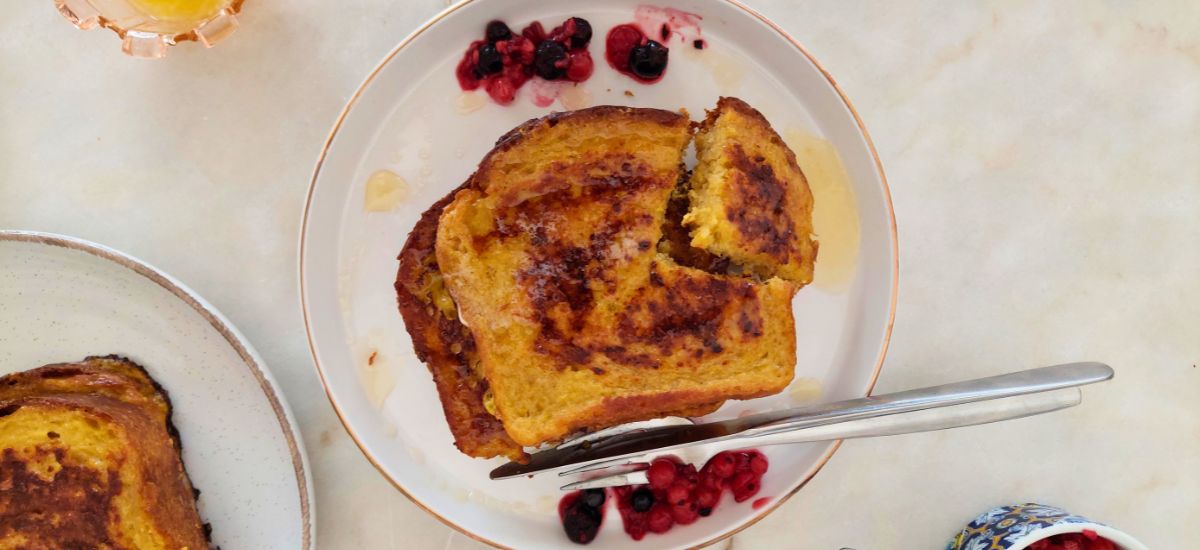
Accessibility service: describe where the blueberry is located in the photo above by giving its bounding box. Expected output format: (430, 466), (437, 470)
(698, 506), (712, 517)
(485, 20), (511, 42)
(476, 43), (503, 76)
(631, 487), (655, 513)
(534, 40), (567, 79)
(582, 489), (606, 508)
(562, 502), (602, 544)
(569, 17), (592, 49)
(629, 40), (669, 79)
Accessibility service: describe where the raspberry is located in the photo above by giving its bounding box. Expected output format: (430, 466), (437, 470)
(604, 25), (643, 72)
(1030, 531), (1118, 550)
(708, 452), (735, 479)
(730, 472), (761, 502)
(565, 50), (593, 82)
(507, 36), (534, 65)
(733, 451), (752, 471)
(671, 501), (699, 525)
(697, 470), (721, 492)
(695, 488), (719, 509)
(666, 483), (690, 506)
(502, 63), (529, 88)
(646, 458), (676, 489)
(749, 453), (769, 475)
(646, 505), (673, 533)
(677, 463), (699, 487)
(522, 21), (546, 44)
(484, 77), (516, 104)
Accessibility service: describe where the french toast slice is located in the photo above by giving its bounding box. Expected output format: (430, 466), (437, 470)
(396, 184), (723, 459)
(435, 106), (801, 447)
(396, 186), (528, 462)
(0, 356), (209, 549)
(683, 97), (819, 284)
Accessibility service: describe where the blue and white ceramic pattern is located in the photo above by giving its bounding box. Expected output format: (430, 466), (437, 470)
(947, 503), (1149, 550)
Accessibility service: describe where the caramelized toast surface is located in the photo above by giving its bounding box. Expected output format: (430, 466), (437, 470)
(434, 106), (802, 446)
(0, 356), (209, 549)
(684, 97), (819, 284)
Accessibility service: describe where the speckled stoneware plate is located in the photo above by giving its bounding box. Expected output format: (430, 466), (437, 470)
(301, 0), (896, 548)
(0, 231), (314, 549)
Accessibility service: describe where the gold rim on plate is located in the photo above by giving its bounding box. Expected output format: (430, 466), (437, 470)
(299, 0), (899, 547)
(0, 230), (314, 550)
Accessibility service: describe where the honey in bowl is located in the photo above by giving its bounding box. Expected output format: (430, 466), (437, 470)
(128, 0), (230, 24)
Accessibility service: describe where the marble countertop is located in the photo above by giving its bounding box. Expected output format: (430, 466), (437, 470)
(2, 1), (1196, 548)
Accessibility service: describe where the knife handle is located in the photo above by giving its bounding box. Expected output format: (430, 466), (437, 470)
(743, 388), (1080, 448)
(740, 362), (1112, 439)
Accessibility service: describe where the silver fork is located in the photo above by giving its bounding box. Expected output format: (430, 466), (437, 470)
(487, 362), (1115, 488)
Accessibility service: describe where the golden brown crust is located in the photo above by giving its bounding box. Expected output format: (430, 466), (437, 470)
(686, 97), (818, 284)
(479, 106), (690, 174)
(394, 186), (527, 462)
(0, 357), (209, 549)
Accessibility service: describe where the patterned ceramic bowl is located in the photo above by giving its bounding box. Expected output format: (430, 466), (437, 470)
(948, 503), (1149, 550)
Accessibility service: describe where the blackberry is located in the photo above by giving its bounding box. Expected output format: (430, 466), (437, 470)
(629, 40), (668, 79)
(561, 502), (602, 544)
(476, 44), (503, 75)
(582, 488), (606, 509)
(631, 487), (655, 513)
(569, 17), (592, 48)
(485, 20), (511, 42)
(534, 40), (567, 79)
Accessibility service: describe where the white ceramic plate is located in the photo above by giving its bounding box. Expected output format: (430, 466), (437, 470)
(0, 231), (314, 549)
(301, 0), (896, 548)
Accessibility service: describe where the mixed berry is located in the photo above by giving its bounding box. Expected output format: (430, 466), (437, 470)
(559, 488), (607, 544)
(456, 17), (595, 105)
(605, 24), (670, 83)
(1029, 530), (1119, 550)
(560, 450), (769, 544)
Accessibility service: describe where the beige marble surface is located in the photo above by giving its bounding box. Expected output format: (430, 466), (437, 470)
(2, 0), (1197, 548)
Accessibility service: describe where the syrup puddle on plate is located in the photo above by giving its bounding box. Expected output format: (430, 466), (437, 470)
(455, 91), (488, 114)
(363, 169), (409, 212)
(359, 347), (396, 409)
(785, 130), (861, 292)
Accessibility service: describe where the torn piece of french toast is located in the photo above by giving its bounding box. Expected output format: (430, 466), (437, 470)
(683, 97), (819, 285)
(433, 106), (804, 447)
